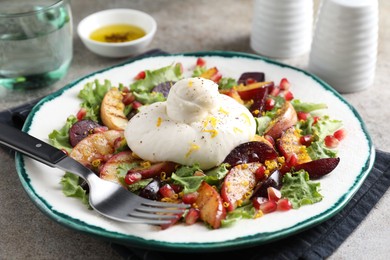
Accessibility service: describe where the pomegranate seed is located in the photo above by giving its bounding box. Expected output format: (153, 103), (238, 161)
(300, 135), (313, 146)
(169, 183), (183, 193)
(182, 192), (199, 205)
(252, 197), (268, 210)
(76, 108), (87, 121)
(285, 153), (298, 167)
(132, 101), (142, 110)
(196, 57), (206, 67)
(265, 98), (275, 111)
(334, 128), (347, 141)
(255, 165), (267, 181)
(159, 184), (177, 199)
(185, 208), (200, 225)
(312, 116), (320, 125)
(260, 200), (277, 214)
(267, 187), (282, 202)
(277, 198), (292, 211)
(270, 87), (280, 96)
(124, 172), (142, 185)
(134, 70), (146, 80)
(279, 78), (290, 90)
(297, 111), (309, 121)
(284, 91), (294, 101)
(246, 78), (257, 85)
(324, 135), (339, 148)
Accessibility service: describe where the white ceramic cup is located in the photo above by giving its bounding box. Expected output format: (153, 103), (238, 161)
(250, 0), (313, 59)
(308, 0), (378, 93)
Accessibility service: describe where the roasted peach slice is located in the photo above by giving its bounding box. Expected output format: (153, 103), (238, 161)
(100, 87), (128, 130)
(70, 130), (124, 168)
(277, 126), (312, 165)
(221, 162), (261, 212)
(99, 150), (138, 185)
(195, 182), (226, 229)
(264, 101), (298, 140)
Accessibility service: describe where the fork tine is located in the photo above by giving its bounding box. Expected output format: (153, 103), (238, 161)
(129, 211), (178, 220)
(141, 200), (190, 208)
(121, 216), (173, 225)
(136, 205), (186, 214)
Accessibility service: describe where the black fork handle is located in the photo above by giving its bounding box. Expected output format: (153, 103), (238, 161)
(0, 123), (67, 167)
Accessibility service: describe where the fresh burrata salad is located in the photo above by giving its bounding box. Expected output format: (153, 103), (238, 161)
(49, 58), (346, 229)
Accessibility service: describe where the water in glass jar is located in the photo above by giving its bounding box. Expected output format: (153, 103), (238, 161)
(0, 1), (73, 89)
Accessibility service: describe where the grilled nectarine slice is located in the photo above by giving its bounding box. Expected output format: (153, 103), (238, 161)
(195, 182), (226, 229)
(221, 162), (261, 212)
(264, 101), (298, 140)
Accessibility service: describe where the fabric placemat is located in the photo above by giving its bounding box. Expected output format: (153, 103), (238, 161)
(1, 49), (389, 260)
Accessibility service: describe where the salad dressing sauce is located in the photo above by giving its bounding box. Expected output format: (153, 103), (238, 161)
(89, 24), (146, 43)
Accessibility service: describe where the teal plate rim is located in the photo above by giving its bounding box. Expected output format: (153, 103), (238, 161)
(15, 50), (375, 253)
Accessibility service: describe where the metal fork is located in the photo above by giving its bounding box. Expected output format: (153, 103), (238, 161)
(0, 123), (189, 225)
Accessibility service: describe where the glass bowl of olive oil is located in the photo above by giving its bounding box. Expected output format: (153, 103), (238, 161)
(77, 9), (157, 58)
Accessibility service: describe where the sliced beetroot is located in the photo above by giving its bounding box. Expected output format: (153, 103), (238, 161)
(238, 72), (265, 85)
(249, 84), (270, 117)
(293, 157), (340, 179)
(223, 141), (278, 167)
(69, 120), (104, 147)
(152, 81), (175, 97)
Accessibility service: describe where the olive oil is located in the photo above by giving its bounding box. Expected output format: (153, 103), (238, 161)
(90, 24), (146, 43)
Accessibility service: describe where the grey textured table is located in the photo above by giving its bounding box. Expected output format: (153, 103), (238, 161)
(1, 1), (389, 259)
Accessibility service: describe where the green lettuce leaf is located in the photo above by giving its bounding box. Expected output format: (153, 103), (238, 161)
(60, 172), (90, 207)
(171, 164), (206, 194)
(296, 115), (343, 159)
(218, 77), (237, 90)
(221, 204), (256, 227)
(192, 65), (207, 77)
(130, 63), (183, 93)
(204, 163), (230, 185)
(78, 79), (111, 122)
(281, 170), (323, 209)
(133, 91), (166, 104)
(291, 99), (328, 112)
(307, 141), (338, 160)
(254, 116), (272, 135)
(48, 115), (77, 154)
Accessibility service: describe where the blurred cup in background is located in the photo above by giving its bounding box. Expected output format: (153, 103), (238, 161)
(0, 0), (73, 90)
(308, 0), (378, 93)
(250, 0), (313, 59)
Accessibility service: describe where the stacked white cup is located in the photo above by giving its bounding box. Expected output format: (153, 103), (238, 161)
(250, 0), (313, 59)
(308, 0), (378, 93)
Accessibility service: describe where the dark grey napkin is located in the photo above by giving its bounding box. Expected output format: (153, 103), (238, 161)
(111, 149), (390, 260)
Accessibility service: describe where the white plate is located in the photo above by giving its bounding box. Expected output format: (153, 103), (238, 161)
(16, 51), (374, 252)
